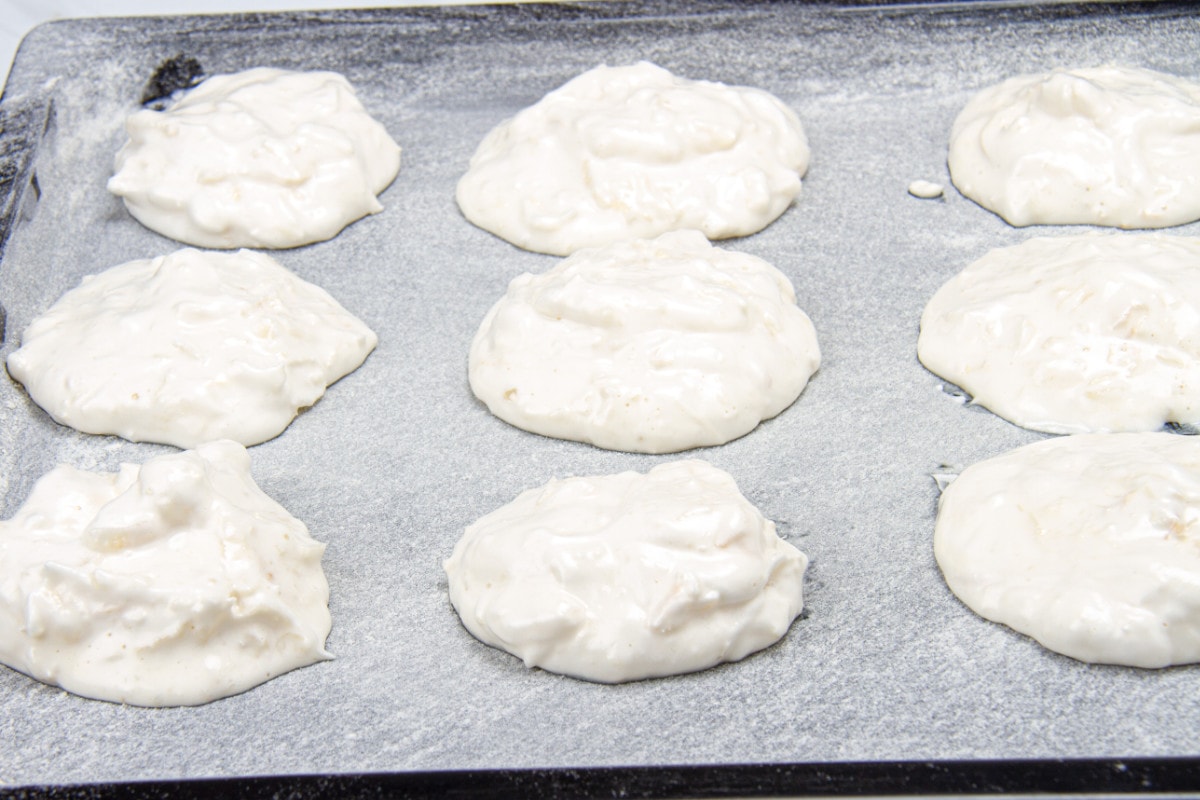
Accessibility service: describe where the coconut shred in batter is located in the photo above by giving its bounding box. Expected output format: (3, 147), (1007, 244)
(918, 234), (1200, 434)
(0, 441), (331, 706)
(6, 248), (377, 448)
(935, 433), (1200, 668)
(456, 62), (810, 255)
(469, 231), (821, 453)
(948, 65), (1200, 229)
(444, 460), (808, 683)
(108, 67), (401, 249)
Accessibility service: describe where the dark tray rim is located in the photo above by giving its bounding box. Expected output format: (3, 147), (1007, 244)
(5, 757), (1200, 798)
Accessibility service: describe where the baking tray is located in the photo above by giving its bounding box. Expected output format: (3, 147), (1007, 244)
(1, 1), (1199, 797)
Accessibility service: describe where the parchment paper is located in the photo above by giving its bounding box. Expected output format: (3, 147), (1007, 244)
(0, 0), (1198, 787)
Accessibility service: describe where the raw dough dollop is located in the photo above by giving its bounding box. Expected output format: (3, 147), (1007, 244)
(456, 62), (810, 255)
(469, 230), (821, 453)
(935, 433), (1200, 668)
(444, 460), (807, 683)
(918, 233), (1200, 434)
(108, 67), (401, 248)
(6, 248), (377, 448)
(0, 441), (331, 706)
(948, 65), (1200, 228)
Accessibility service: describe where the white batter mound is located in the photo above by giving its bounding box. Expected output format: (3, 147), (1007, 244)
(6, 248), (377, 448)
(0, 441), (331, 706)
(108, 67), (401, 249)
(456, 62), (810, 255)
(444, 460), (807, 683)
(918, 233), (1200, 434)
(935, 433), (1200, 668)
(948, 65), (1200, 229)
(469, 231), (821, 453)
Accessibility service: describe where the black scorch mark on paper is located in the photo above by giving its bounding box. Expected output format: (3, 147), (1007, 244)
(141, 55), (205, 108)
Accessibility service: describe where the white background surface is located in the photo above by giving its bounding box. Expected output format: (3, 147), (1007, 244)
(0, 0), (507, 90)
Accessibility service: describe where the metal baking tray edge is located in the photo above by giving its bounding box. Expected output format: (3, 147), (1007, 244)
(3, 1), (1200, 797)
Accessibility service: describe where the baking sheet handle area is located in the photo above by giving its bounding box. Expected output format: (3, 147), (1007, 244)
(0, 90), (50, 345)
(0, 90), (50, 254)
(5, 757), (1200, 798)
